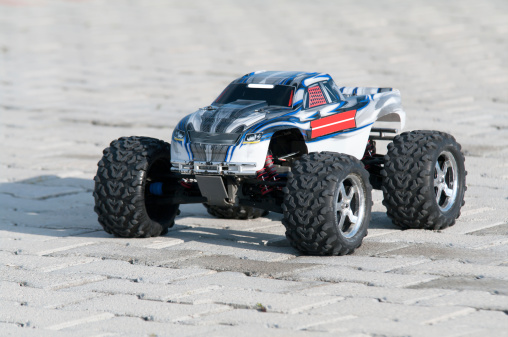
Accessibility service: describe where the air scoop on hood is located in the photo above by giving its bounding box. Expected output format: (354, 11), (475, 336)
(195, 100), (268, 134)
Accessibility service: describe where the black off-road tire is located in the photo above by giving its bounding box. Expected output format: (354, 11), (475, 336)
(203, 204), (269, 219)
(381, 130), (466, 230)
(282, 152), (372, 256)
(93, 136), (180, 238)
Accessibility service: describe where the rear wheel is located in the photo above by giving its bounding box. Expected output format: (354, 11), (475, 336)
(93, 136), (180, 237)
(282, 152), (372, 256)
(203, 204), (268, 219)
(381, 130), (466, 230)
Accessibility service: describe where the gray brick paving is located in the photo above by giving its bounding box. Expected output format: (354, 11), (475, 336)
(1, 0), (507, 336)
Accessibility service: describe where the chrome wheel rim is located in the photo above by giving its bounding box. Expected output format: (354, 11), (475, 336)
(335, 174), (365, 239)
(434, 150), (459, 212)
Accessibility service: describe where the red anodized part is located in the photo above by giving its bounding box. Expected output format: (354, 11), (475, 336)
(256, 155), (279, 195)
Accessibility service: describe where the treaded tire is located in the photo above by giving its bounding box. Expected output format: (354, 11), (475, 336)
(381, 130), (466, 230)
(93, 136), (180, 238)
(282, 152), (372, 256)
(203, 204), (269, 219)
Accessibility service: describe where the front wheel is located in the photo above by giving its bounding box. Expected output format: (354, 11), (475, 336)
(381, 130), (466, 230)
(282, 152), (372, 256)
(93, 136), (180, 238)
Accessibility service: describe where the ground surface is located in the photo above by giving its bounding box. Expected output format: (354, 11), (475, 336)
(1, 0), (508, 336)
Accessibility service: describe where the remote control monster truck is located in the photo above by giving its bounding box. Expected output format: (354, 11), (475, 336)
(94, 71), (466, 256)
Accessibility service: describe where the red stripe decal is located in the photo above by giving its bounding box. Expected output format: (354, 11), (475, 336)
(310, 110), (357, 138)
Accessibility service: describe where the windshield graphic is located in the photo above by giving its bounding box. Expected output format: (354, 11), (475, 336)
(215, 83), (294, 107)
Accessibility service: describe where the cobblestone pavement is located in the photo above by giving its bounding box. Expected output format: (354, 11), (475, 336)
(1, 0), (508, 336)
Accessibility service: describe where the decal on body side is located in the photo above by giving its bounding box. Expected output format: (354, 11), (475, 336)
(310, 110), (357, 138)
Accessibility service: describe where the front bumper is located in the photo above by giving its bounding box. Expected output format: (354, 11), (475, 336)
(171, 160), (258, 175)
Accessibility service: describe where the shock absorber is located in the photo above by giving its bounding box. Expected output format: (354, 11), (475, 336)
(256, 167), (271, 195)
(256, 155), (279, 195)
(362, 140), (376, 159)
(362, 140), (377, 170)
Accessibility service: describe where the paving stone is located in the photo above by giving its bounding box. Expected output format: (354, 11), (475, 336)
(378, 242), (508, 266)
(0, 281), (101, 309)
(67, 229), (189, 249)
(305, 298), (476, 325)
(296, 282), (455, 305)
(58, 316), (226, 337)
(170, 254), (317, 277)
(193, 324), (342, 337)
(367, 230), (508, 250)
(488, 242), (508, 255)
(0, 189), (92, 214)
(0, 265), (107, 290)
(0, 224), (94, 240)
(467, 223), (508, 236)
(162, 236), (299, 262)
(172, 271), (322, 293)
(189, 308), (357, 331)
(61, 294), (232, 323)
(0, 206), (99, 231)
(0, 322), (88, 337)
(410, 276), (508, 296)
(61, 278), (220, 302)
(49, 241), (205, 266)
(447, 218), (508, 236)
(430, 309), (508, 332)
(17, 175), (94, 190)
(289, 255), (430, 273)
(348, 241), (410, 256)
(414, 290), (508, 311)
(305, 316), (479, 337)
(288, 265), (440, 288)
(174, 288), (342, 314)
(393, 260), (508, 280)
(52, 259), (216, 284)
(0, 300), (114, 330)
(460, 330), (508, 337)
(0, 182), (84, 200)
(0, 250), (99, 272)
(0, 236), (98, 256)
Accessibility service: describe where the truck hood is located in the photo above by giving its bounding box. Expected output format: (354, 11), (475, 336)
(186, 100), (290, 134)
